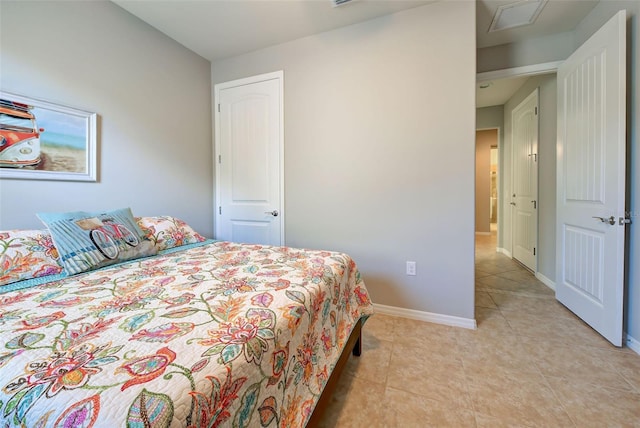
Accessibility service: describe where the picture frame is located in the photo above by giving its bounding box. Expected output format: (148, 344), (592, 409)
(0, 91), (97, 182)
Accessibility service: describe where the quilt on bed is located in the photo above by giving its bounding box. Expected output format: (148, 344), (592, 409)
(0, 240), (373, 428)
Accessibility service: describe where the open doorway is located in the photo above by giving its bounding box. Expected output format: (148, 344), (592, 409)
(476, 69), (557, 289)
(475, 129), (499, 237)
(490, 146), (498, 231)
(474, 76), (556, 330)
(475, 69), (558, 303)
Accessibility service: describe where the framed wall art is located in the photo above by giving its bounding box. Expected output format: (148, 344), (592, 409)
(0, 91), (97, 181)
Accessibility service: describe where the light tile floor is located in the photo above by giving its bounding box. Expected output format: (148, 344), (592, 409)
(317, 233), (640, 427)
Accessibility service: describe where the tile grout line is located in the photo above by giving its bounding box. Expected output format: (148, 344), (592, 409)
(538, 371), (579, 428)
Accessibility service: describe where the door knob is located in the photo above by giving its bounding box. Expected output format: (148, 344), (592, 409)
(265, 210), (279, 217)
(592, 216), (616, 225)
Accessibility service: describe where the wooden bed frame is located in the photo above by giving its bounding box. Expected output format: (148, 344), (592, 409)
(306, 317), (364, 426)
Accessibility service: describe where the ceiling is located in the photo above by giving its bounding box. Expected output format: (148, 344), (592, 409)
(113, 0), (436, 62)
(113, 0), (600, 107)
(476, 75), (531, 108)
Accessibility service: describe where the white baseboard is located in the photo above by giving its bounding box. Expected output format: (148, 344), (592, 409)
(535, 272), (556, 291)
(475, 231), (491, 236)
(497, 247), (512, 258)
(626, 334), (640, 355)
(373, 303), (477, 330)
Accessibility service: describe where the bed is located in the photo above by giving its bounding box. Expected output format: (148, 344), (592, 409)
(0, 213), (373, 427)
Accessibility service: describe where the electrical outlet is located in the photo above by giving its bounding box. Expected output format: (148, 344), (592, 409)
(406, 261), (416, 276)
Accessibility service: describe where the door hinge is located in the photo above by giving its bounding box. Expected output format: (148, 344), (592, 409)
(218, 104), (221, 112)
(535, 106), (538, 115)
(218, 155), (221, 164)
(533, 247), (536, 256)
(219, 206), (222, 215)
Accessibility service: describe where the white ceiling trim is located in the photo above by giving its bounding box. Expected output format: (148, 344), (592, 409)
(476, 60), (563, 82)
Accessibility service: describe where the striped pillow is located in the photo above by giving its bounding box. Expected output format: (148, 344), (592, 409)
(38, 208), (157, 276)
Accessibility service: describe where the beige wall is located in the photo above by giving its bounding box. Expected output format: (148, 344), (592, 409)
(476, 129), (497, 234)
(212, 1), (477, 319)
(0, 1), (213, 236)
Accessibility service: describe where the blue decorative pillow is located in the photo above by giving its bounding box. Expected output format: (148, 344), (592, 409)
(37, 208), (157, 275)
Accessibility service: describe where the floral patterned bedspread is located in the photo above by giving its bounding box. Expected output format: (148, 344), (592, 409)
(0, 241), (373, 428)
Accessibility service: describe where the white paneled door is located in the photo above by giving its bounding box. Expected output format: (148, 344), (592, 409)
(511, 89), (538, 272)
(556, 11), (627, 346)
(215, 71), (284, 245)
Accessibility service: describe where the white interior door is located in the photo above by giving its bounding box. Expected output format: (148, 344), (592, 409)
(511, 89), (538, 271)
(556, 11), (627, 346)
(215, 71), (284, 245)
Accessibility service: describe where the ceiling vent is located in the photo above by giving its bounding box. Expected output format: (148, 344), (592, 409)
(488, 0), (548, 32)
(332, 0), (355, 7)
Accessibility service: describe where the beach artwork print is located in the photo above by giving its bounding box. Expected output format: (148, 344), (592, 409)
(0, 92), (97, 181)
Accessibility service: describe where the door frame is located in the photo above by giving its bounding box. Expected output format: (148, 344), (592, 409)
(213, 70), (285, 243)
(476, 61), (560, 281)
